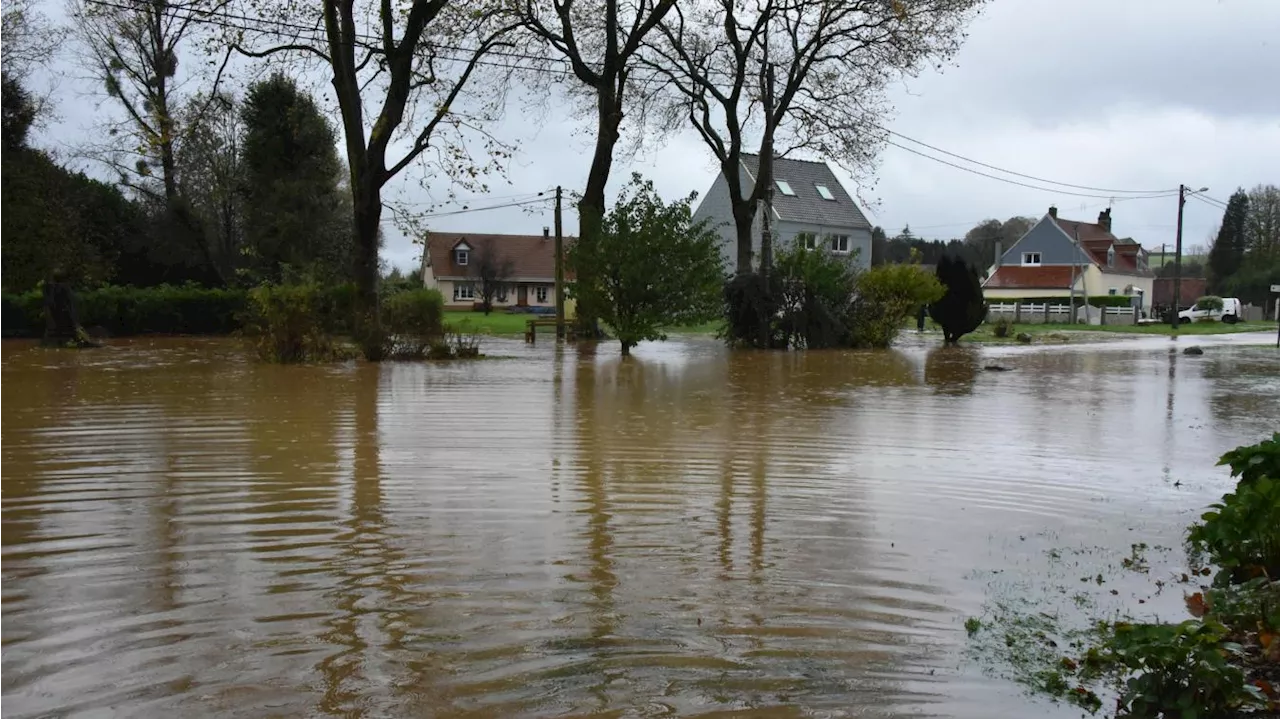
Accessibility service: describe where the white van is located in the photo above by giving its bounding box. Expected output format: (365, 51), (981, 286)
(1179, 297), (1243, 324)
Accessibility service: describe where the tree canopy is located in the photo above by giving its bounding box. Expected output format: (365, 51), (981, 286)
(569, 174), (725, 355)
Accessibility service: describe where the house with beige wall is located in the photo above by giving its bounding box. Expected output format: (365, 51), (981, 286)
(983, 207), (1154, 308)
(420, 230), (574, 311)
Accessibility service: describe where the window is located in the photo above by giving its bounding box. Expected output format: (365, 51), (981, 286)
(1021, 252), (1041, 266)
(536, 285), (549, 303)
(815, 184), (835, 201)
(455, 249), (469, 266)
(829, 234), (850, 254)
(796, 232), (818, 250)
(496, 284), (508, 303)
(1108, 288), (1117, 296)
(775, 180), (795, 196)
(453, 283), (475, 301)
(1107, 246), (1116, 268)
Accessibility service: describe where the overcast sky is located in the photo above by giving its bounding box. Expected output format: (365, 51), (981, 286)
(30, 0), (1280, 272)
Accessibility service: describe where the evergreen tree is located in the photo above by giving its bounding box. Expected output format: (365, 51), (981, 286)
(239, 73), (348, 282)
(1207, 189), (1249, 292)
(929, 255), (987, 344)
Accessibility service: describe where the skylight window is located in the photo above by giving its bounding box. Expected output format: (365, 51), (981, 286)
(775, 180), (795, 196)
(815, 184), (835, 201)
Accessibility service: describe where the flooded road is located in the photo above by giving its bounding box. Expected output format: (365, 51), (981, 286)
(3, 335), (1278, 718)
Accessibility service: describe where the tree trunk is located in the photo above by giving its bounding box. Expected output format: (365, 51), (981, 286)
(620, 339), (633, 356)
(576, 84), (622, 335)
(732, 199), (755, 273)
(352, 177), (384, 360)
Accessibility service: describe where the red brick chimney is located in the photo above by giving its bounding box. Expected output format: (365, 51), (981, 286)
(1097, 208), (1112, 233)
(1049, 205), (1058, 219)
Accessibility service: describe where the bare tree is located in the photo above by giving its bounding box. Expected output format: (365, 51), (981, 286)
(649, 0), (985, 274)
(228, 0), (522, 358)
(3, 0), (62, 81)
(519, 0), (677, 329)
(175, 91), (243, 279)
(69, 0), (232, 201)
(473, 239), (515, 314)
(69, 0), (235, 281)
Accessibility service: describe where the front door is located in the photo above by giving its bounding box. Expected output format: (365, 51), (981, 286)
(517, 284), (528, 306)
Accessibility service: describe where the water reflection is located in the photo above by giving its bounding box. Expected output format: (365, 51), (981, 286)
(2, 336), (1278, 719)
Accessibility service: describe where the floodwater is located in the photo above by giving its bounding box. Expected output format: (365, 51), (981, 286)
(3, 333), (1278, 718)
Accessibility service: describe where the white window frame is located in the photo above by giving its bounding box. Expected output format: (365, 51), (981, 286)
(496, 284), (508, 303)
(775, 180), (795, 196)
(453, 283), (475, 301)
(815, 184), (835, 201)
(1108, 288), (1117, 296)
(1021, 252), (1042, 266)
(797, 232), (818, 250)
(455, 249), (469, 266)
(535, 285), (549, 303)
(829, 234), (850, 254)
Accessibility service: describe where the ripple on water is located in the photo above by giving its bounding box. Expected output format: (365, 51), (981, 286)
(3, 336), (1278, 718)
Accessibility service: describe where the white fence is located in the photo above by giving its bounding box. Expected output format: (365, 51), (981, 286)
(987, 302), (1138, 325)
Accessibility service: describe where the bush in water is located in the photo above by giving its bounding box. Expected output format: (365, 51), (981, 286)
(2, 284), (246, 337)
(929, 255), (987, 343)
(381, 288), (445, 359)
(244, 283), (337, 363)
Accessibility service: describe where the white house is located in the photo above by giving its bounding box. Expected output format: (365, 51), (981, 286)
(420, 230), (573, 310)
(691, 154), (874, 272)
(983, 207), (1155, 307)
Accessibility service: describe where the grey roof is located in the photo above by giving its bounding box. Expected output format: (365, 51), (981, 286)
(741, 154), (871, 229)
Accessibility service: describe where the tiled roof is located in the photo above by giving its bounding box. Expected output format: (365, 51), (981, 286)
(740, 154), (871, 229)
(1051, 216), (1152, 276)
(984, 265), (1077, 289)
(425, 232), (574, 281)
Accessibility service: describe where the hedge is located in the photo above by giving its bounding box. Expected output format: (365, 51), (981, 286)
(994, 295), (1136, 308)
(2, 284), (244, 337)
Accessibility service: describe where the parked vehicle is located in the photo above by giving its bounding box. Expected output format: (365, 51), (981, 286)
(1178, 296), (1243, 324)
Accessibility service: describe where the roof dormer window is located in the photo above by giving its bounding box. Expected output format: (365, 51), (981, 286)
(775, 180), (795, 196)
(455, 248), (469, 265)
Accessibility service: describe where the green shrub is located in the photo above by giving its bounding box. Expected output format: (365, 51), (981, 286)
(992, 316), (1013, 338)
(448, 319), (482, 358)
(1007, 295), (1133, 308)
(1078, 620), (1263, 717)
(849, 263), (944, 348)
(1187, 474), (1280, 584)
(244, 283), (336, 363)
(381, 288), (444, 359)
(1218, 432), (1280, 486)
(1194, 295), (1225, 312)
(2, 284), (245, 337)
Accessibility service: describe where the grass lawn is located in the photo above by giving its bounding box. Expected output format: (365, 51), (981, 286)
(443, 310), (536, 335)
(962, 320), (1277, 344)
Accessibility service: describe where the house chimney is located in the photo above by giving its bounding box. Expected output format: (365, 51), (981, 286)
(1048, 205), (1058, 219)
(994, 241), (1003, 268)
(543, 226), (550, 240)
(1097, 208), (1112, 232)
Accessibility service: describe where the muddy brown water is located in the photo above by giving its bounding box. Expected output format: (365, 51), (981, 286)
(3, 334), (1278, 718)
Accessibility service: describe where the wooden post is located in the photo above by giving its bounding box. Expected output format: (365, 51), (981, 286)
(1044, 302), (1050, 324)
(554, 186), (565, 340)
(1014, 301), (1022, 324)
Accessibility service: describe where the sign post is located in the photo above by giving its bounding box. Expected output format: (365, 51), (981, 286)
(1271, 284), (1280, 348)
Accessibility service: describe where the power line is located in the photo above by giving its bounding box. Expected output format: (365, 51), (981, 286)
(418, 196), (551, 219)
(881, 128), (1179, 196)
(886, 140), (1181, 201)
(1189, 193), (1227, 211)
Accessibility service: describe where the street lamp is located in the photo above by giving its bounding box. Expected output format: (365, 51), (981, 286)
(1172, 185), (1210, 330)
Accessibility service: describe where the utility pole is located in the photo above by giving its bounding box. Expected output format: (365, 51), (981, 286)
(1172, 184), (1187, 330)
(554, 185), (565, 340)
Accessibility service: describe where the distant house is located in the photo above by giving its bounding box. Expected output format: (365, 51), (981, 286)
(420, 229), (573, 310)
(983, 207), (1155, 308)
(691, 154), (874, 272)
